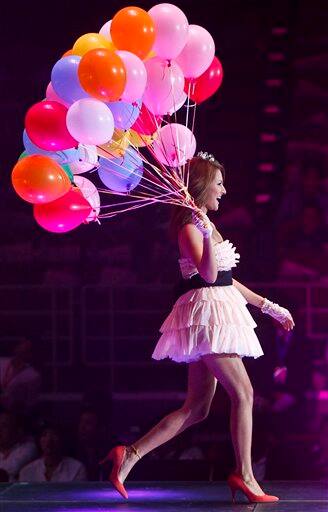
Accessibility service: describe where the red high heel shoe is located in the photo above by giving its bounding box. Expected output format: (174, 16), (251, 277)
(99, 445), (128, 499)
(227, 473), (279, 503)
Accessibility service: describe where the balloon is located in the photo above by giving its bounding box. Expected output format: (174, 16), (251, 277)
(23, 130), (78, 164)
(98, 148), (143, 192)
(72, 33), (113, 56)
(185, 56), (223, 103)
(78, 49), (126, 102)
(98, 129), (130, 159)
(143, 57), (184, 115)
(107, 99), (141, 130)
(62, 49), (74, 57)
(148, 3), (188, 60)
(34, 188), (92, 233)
(175, 25), (215, 78)
(116, 51), (147, 102)
(99, 20), (112, 41)
(130, 103), (161, 135)
(152, 123), (196, 167)
(66, 99), (114, 145)
(111, 7), (155, 60)
(69, 144), (98, 174)
(46, 83), (70, 107)
(128, 129), (157, 148)
(144, 49), (156, 61)
(51, 56), (89, 104)
(25, 101), (77, 151)
(73, 175), (100, 222)
(61, 164), (74, 182)
(18, 150), (28, 160)
(167, 91), (187, 115)
(12, 155), (71, 204)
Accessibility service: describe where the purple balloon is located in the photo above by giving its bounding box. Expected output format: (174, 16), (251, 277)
(51, 56), (89, 104)
(107, 99), (141, 130)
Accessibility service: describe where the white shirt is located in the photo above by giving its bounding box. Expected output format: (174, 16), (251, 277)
(19, 457), (87, 482)
(0, 440), (38, 481)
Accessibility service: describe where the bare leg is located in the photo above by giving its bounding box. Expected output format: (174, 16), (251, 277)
(202, 353), (264, 495)
(119, 360), (217, 483)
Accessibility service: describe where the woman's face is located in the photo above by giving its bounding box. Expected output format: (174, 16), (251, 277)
(204, 169), (226, 212)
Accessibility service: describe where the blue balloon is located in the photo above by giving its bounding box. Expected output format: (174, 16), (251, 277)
(98, 147), (143, 193)
(23, 130), (78, 164)
(107, 99), (141, 131)
(51, 56), (89, 104)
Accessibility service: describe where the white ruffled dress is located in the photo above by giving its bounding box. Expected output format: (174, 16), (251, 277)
(152, 240), (264, 363)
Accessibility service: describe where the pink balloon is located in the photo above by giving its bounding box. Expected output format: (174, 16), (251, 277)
(148, 3), (189, 60)
(25, 101), (77, 151)
(99, 20), (112, 41)
(175, 25), (215, 78)
(152, 123), (196, 167)
(116, 51), (147, 102)
(143, 57), (184, 115)
(167, 91), (187, 115)
(33, 188), (92, 233)
(73, 175), (100, 222)
(46, 83), (69, 108)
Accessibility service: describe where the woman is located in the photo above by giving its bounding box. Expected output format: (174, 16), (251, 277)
(100, 153), (295, 503)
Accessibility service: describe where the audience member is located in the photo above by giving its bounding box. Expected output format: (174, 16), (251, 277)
(0, 412), (37, 482)
(0, 338), (41, 416)
(19, 425), (86, 482)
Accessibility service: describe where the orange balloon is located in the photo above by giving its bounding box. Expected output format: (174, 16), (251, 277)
(78, 48), (126, 102)
(73, 33), (113, 56)
(111, 6), (155, 60)
(12, 155), (71, 204)
(62, 49), (73, 57)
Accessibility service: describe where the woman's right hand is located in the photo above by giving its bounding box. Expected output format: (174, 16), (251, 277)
(192, 209), (213, 239)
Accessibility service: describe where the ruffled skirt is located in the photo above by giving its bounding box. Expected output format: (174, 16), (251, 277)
(152, 285), (264, 363)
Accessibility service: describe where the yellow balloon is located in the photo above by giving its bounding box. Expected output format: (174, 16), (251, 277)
(144, 50), (156, 61)
(98, 129), (130, 159)
(128, 129), (157, 148)
(73, 33), (114, 56)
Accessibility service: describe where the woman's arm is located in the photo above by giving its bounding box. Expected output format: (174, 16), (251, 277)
(232, 278), (265, 308)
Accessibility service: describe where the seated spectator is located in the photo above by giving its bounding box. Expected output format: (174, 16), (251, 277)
(19, 425), (86, 482)
(0, 412), (37, 481)
(74, 408), (111, 481)
(0, 338), (41, 416)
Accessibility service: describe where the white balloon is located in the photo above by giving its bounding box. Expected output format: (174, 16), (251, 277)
(66, 99), (114, 145)
(70, 144), (98, 174)
(99, 20), (112, 41)
(73, 175), (100, 222)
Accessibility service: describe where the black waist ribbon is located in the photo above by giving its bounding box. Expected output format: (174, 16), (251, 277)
(173, 270), (233, 301)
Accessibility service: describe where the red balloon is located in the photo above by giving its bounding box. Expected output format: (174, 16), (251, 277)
(185, 56), (223, 104)
(130, 103), (161, 135)
(33, 188), (92, 233)
(25, 101), (77, 151)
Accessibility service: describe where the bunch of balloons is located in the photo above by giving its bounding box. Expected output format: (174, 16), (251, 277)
(12, 3), (224, 233)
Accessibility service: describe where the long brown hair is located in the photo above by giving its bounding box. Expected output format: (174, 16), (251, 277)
(169, 156), (225, 241)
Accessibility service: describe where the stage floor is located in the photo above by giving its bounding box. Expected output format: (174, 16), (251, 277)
(0, 481), (327, 511)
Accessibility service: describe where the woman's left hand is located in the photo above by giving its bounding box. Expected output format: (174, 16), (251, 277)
(261, 298), (295, 330)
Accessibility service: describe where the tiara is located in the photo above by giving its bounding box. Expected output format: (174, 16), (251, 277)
(197, 151), (215, 162)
